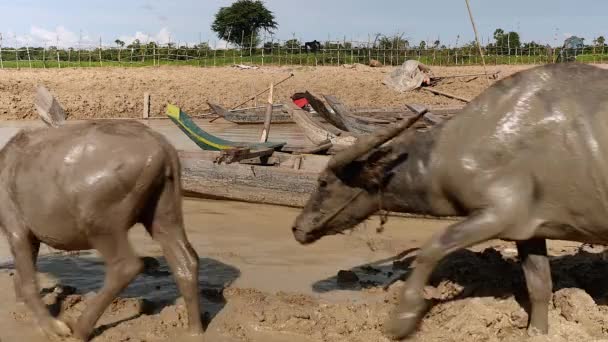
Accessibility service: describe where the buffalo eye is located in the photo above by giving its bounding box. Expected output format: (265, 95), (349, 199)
(318, 179), (328, 188)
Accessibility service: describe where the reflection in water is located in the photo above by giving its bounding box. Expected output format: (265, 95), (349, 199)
(1, 253), (240, 319)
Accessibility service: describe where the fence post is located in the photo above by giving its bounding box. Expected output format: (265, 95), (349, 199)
(99, 37), (103, 67)
(0, 32), (3, 69)
(26, 46), (32, 68)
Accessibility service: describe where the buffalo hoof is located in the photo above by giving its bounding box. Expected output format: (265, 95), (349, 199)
(527, 325), (548, 337)
(40, 318), (72, 338)
(188, 327), (205, 336)
(383, 306), (426, 340)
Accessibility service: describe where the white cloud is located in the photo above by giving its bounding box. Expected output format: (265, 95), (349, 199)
(4, 26), (93, 48)
(119, 27), (173, 45)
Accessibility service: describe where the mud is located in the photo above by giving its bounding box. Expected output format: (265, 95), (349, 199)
(0, 199), (606, 341)
(0, 65), (534, 120)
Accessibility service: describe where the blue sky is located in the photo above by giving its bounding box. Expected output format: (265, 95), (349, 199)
(0, 0), (606, 47)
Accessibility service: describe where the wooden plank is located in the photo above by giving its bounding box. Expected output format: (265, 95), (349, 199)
(260, 82), (274, 142)
(143, 93), (150, 119)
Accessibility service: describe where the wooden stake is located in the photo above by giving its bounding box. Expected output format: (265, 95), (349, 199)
(143, 93), (151, 119)
(422, 87), (471, 103)
(464, 0), (490, 86)
(260, 82), (274, 142)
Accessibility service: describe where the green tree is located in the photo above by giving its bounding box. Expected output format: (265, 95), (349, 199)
(433, 40), (440, 48)
(492, 28), (521, 54)
(419, 41), (427, 49)
(284, 38), (301, 49)
(594, 36), (605, 46)
(114, 39), (125, 48)
(378, 35), (409, 50)
(127, 39), (141, 49)
(211, 0), (278, 48)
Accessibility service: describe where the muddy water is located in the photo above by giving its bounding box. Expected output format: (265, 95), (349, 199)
(0, 118), (315, 151)
(0, 198), (449, 300)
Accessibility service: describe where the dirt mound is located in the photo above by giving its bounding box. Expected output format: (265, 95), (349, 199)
(0, 65), (532, 120)
(5, 246), (608, 341)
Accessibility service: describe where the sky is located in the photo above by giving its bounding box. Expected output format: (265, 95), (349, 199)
(0, 0), (606, 48)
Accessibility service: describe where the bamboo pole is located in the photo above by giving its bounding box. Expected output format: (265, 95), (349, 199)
(465, 0), (490, 85)
(422, 87), (471, 103)
(260, 82), (274, 142)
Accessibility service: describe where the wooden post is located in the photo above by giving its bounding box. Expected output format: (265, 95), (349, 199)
(259, 82), (274, 142)
(464, 0), (490, 85)
(143, 93), (151, 119)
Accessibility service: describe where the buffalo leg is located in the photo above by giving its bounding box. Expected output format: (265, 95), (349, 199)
(516, 239), (551, 335)
(384, 211), (505, 339)
(144, 182), (203, 335)
(9, 231), (71, 338)
(13, 239), (40, 302)
(71, 232), (143, 341)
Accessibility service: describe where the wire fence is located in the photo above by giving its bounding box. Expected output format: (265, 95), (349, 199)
(0, 35), (606, 69)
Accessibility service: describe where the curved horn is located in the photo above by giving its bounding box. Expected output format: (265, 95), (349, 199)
(327, 110), (426, 172)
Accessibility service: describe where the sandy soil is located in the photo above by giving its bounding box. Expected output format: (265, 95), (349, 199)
(0, 64), (535, 120)
(0, 199), (607, 342)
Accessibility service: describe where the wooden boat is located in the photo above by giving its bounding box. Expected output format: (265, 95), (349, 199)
(178, 104), (442, 207)
(179, 149), (329, 207)
(167, 103), (287, 152)
(285, 101), (357, 149)
(208, 102), (295, 124)
(304, 92), (461, 134)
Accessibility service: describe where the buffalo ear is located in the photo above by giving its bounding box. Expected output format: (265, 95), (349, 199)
(336, 146), (408, 192)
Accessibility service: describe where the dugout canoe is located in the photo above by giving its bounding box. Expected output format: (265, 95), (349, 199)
(166, 104), (287, 151)
(208, 102), (296, 124)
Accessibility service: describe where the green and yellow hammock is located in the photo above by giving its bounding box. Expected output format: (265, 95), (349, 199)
(166, 104), (286, 152)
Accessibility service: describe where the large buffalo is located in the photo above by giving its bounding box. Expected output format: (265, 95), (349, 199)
(292, 63), (608, 339)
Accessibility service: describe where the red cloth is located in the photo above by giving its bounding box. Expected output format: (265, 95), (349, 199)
(293, 98), (308, 108)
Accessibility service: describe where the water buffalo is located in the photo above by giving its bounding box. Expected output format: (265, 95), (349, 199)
(1, 115), (203, 340)
(292, 63), (608, 339)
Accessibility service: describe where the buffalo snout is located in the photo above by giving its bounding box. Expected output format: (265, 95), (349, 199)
(292, 224), (315, 245)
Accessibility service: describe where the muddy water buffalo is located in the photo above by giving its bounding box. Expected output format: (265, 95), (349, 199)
(292, 63), (608, 339)
(0, 120), (203, 340)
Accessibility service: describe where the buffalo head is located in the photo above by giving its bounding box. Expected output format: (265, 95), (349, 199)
(292, 113), (424, 244)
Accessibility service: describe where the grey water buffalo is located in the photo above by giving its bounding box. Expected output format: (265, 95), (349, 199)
(0, 111), (203, 339)
(292, 63), (608, 339)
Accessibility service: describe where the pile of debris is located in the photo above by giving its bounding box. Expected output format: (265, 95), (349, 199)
(383, 60), (500, 103)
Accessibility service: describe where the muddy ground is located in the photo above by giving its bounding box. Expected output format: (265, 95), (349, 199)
(3, 64), (608, 341)
(0, 64), (535, 120)
(0, 199), (607, 342)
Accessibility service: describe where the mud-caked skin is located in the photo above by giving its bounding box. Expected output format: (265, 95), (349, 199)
(0, 120), (203, 341)
(292, 63), (608, 339)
